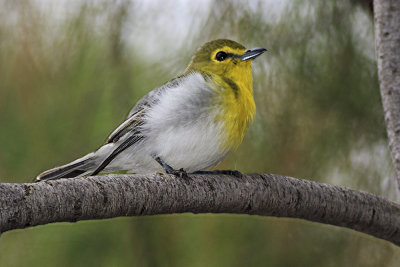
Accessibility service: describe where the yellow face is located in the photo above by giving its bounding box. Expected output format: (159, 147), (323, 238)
(208, 46), (252, 83)
(186, 39), (266, 150)
(187, 40), (251, 80)
(186, 39), (265, 89)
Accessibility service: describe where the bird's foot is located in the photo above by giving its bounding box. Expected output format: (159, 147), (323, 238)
(166, 168), (190, 180)
(154, 156), (190, 180)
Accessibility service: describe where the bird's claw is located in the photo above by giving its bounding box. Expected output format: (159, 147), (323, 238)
(167, 168), (190, 180)
(222, 170), (243, 178)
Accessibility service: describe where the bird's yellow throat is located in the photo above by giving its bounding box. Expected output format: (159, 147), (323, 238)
(212, 61), (256, 150)
(186, 42), (259, 151)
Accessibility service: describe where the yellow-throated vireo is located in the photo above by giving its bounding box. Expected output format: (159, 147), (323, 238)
(36, 39), (266, 181)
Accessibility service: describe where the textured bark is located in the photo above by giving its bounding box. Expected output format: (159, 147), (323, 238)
(0, 173), (399, 246)
(374, 0), (400, 188)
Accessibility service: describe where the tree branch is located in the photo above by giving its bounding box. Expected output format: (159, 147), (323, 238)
(374, 0), (400, 189)
(1, 173), (399, 246)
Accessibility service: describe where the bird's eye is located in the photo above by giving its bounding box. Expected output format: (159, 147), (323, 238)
(215, 51), (228, 61)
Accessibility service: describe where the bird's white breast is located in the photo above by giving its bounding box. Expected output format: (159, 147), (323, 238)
(141, 72), (228, 172)
(105, 73), (228, 174)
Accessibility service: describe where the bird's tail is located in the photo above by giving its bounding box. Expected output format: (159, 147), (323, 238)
(36, 153), (97, 182)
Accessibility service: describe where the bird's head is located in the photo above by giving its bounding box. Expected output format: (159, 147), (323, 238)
(186, 39), (266, 81)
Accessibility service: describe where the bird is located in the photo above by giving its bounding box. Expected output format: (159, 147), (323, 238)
(36, 39), (266, 181)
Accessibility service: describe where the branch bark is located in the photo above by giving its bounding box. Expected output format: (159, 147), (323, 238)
(1, 173), (399, 246)
(374, 0), (400, 189)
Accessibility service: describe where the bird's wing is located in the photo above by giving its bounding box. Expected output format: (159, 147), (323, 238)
(92, 130), (144, 175)
(126, 76), (182, 118)
(106, 109), (145, 143)
(93, 76), (185, 175)
(106, 77), (182, 143)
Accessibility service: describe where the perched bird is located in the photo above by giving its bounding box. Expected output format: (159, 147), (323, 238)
(36, 39), (266, 181)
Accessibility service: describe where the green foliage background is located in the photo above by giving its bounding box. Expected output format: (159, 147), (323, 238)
(0, 0), (399, 266)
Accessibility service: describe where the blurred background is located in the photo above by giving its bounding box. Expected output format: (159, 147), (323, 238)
(0, 0), (399, 266)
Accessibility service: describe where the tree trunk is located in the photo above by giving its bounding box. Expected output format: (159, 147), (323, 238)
(1, 173), (399, 246)
(374, 0), (400, 189)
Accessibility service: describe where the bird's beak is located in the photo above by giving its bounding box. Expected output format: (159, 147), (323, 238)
(240, 48), (267, 61)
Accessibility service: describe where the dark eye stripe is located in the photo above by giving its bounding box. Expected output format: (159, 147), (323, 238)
(215, 51), (237, 61)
